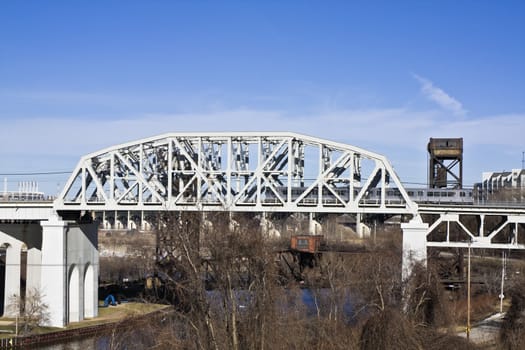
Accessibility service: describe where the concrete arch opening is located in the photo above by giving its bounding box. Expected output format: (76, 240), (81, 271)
(84, 263), (95, 318)
(1, 241), (22, 317)
(0, 244), (7, 315)
(68, 265), (80, 323)
(20, 243), (28, 311)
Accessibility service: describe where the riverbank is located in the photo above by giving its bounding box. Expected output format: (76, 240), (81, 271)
(0, 302), (171, 349)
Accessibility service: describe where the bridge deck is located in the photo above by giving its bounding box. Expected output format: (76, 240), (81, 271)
(0, 202), (54, 221)
(419, 204), (525, 215)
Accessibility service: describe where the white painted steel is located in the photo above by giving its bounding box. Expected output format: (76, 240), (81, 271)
(418, 205), (525, 215)
(54, 132), (418, 215)
(420, 206), (525, 250)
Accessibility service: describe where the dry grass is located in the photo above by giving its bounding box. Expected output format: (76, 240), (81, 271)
(67, 302), (169, 328)
(0, 302), (170, 337)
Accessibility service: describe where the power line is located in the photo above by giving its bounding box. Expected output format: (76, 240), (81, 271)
(0, 171), (71, 176)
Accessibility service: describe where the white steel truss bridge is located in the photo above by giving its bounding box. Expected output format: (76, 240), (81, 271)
(2, 131), (525, 328)
(54, 132), (418, 215)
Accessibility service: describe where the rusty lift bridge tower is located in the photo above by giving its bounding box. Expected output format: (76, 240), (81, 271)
(428, 138), (463, 189)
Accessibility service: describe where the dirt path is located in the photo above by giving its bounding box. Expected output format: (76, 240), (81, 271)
(457, 312), (504, 347)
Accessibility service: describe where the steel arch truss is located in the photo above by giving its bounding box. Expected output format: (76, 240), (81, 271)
(55, 132), (417, 214)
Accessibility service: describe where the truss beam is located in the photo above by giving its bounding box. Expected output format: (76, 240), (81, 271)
(55, 132), (417, 215)
(423, 208), (525, 250)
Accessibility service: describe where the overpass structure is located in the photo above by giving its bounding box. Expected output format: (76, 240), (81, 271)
(1, 132), (524, 327)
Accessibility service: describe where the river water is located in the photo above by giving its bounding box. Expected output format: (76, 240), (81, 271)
(34, 288), (355, 349)
(34, 336), (109, 350)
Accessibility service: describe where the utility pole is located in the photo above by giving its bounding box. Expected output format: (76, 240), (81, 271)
(466, 242), (471, 341)
(499, 251), (507, 313)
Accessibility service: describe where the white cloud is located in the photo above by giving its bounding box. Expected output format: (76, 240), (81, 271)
(1, 107), (524, 192)
(413, 74), (466, 116)
(1, 108), (522, 156)
(0, 108), (440, 158)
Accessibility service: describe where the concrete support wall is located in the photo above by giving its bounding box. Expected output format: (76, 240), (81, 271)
(40, 217), (67, 327)
(26, 248), (42, 293)
(401, 218), (429, 281)
(39, 218), (99, 327)
(0, 224), (43, 317)
(66, 223), (99, 323)
(4, 243), (21, 317)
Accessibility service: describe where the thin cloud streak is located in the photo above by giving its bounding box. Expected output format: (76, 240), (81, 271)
(0, 109), (522, 155)
(0, 109), (523, 184)
(1, 108), (523, 192)
(413, 74), (467, 116)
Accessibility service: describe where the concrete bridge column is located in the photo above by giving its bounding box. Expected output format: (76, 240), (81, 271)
(401, 217), (429, 281)
(260, 212), (268, 235)
(26, 247), (42, 294)
(309, 213), (322, 235)
(40, 216), (67, 327)
(66, 223), (98, 323)
(356, 213), (362, 238)
(3, 242), (22, 317)
(127, 211), (132, 230)
(102, 211), (109, 229)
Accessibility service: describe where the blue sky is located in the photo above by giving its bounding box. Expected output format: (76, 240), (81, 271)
(1, 1), (524, 195)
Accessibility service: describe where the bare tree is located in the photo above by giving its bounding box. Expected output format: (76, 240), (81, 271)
(500, 274), (525, 350)
(147, 215), (478, 350)
(153, 211), (313, 350)
(199, 212), (280, 350)
(8, 287), (50, 334)
(348, 249), (403, 314)
(154, 211), (219, 350)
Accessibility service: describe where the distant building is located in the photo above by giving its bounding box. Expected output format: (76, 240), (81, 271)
(475, 169), (525, 202)
(1, 179), (49, 201)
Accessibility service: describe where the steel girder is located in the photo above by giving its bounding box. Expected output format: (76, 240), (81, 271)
(420, 206), (525, 249)
(54, 132), (418, 214)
